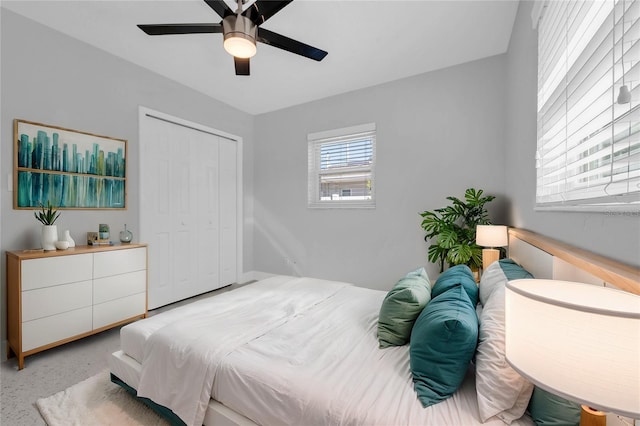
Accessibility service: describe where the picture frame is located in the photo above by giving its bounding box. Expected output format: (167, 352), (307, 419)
(14, 119), (127, 210)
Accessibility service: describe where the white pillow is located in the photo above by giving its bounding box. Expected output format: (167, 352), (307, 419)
(479, 260), (506, 306)
(476, 261), (533, 423)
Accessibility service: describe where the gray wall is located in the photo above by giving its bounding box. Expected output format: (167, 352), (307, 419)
(253, 55), (509, 291)
(0, 10), (255, 355)
(504, 1), (640, 268)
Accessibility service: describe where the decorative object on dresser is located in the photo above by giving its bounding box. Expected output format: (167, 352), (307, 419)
(6, 244), (148, 369)
(505, 279), (640, 425)
(54, 240), (70, 250)
(62, 229), (76, 247)
(99, 223), (110, 240)
(89, 226), (112, 245)
(14, 119), (127, 209)
(119, 224), (133, 244)
(476, 225), (508, 270)
(33, 201), (60, 251)
(419, 188), (495, 273)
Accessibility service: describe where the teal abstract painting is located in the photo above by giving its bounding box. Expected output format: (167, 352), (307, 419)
(14, 120), (127, 209)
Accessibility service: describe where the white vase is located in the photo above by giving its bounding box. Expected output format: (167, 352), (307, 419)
(63, 229), (76, 248)
(41, 225), (58, 251)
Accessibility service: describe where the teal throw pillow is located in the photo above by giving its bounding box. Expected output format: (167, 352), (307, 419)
(409, 284), (479, 407)
(499, 258), (535, 280)
(479, 258), (533, 306)
(431, 264), (478, 306)
(528, 386), (581, 426)
(377, 267), (431, 348)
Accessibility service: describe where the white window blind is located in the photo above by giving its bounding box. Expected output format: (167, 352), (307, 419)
(536, 0), (639, 210)
(308, 123), (376, 208)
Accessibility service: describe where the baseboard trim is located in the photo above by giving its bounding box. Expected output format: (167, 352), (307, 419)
(239, 271), (276, 283)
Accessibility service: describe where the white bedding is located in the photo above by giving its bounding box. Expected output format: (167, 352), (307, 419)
(119, 275), (534, 426)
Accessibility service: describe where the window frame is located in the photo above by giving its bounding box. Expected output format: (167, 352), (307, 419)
(307, 123), (376, 209)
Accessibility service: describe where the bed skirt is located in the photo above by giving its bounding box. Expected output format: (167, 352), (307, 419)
(110, 373), (185, 426)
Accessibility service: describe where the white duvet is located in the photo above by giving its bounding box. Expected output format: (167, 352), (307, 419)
(135, 276), (350, 426)
(127, 275), (534, 426)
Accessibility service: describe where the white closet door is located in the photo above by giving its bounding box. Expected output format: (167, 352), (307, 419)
(195, 130), (221, 296)
(170, 122), (199, 303)
(219, 139), (237, 285)
(140, 111), (239, 309)
(141, 117), (174, 309)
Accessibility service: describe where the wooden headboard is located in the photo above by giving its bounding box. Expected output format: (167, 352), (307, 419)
(507, 228), (640, 296)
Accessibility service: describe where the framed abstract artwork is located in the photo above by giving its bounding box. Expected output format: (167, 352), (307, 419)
(14, 119), (127, 209)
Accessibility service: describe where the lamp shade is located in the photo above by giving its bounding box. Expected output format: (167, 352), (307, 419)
(476, 225), (508, 247)
(505, 279), (640, 418)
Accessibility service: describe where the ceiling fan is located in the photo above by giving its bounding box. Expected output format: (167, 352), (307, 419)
(138, 0), (328, 76)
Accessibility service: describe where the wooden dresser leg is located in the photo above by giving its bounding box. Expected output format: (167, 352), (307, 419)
(18, 355), (25, 370)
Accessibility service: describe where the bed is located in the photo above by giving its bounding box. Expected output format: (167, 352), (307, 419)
(109, 228), (640, 426)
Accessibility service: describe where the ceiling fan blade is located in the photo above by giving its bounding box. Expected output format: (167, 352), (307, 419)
(138, 23), (223, 35)
(257, 27), (327, 61)
(243, 0), (293, 25)
(204, 0), (234, 19)
(234, 57), (250, 76)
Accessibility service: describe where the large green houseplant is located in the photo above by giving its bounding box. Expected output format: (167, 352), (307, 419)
(420, 188), (495, 272)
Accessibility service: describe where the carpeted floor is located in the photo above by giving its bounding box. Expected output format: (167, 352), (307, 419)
(0, 283), (244, 425)
(0, 327), (122, 426)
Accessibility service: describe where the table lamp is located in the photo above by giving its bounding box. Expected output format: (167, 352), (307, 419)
(476, 225), (508, 270)
(505, 279), (640, 426)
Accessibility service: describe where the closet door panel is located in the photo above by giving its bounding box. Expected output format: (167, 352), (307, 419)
(219, 139), (238, 286)
(172, 130), (197, 302)
(196, 133), (221, 294)
(142, 118), (175, 309)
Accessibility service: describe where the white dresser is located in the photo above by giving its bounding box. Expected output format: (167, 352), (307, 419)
(6, 244), (147, 369)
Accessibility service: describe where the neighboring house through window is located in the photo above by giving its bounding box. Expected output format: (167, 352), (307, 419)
(308, 123), (376, 208)
(536, 0), (639, 210)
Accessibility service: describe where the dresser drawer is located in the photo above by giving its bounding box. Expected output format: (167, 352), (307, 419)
(22, 307), (93, 352)
(93, 293), (146, 329)
(21, 254), (93, 291)
(94, 247), (146, 278)
(93, 270), (146, 304)
(22, 280), (92, 322)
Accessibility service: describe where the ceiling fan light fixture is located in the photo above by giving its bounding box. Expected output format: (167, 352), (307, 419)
(222, 15), (257, 58)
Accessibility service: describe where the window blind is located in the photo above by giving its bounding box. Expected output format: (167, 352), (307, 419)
(308, 123), (376, 208)
(536, 0), (639, 209)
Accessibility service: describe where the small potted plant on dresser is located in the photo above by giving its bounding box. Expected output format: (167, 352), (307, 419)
(419, 188), (495, 276)
(34, 201), (60, 251)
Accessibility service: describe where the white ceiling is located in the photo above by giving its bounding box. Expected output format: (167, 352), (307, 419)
(2, 0), (519, 115)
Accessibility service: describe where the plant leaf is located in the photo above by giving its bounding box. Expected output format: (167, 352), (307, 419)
(438, 228), (459, 249)
(447, 243), (472, 265)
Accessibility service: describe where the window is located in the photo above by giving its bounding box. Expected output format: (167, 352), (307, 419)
(308, 123), (376, 208)
(536, 0), (639, 210)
